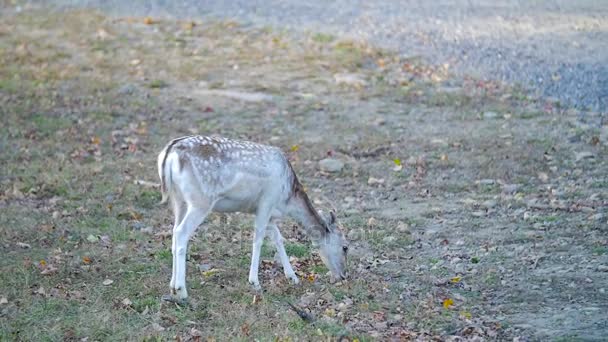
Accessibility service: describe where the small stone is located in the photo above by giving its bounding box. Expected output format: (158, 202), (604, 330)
(198, 263), (212, 272)
(502, 184), (519, 194)
(575, 151), (595, 161)
(102, 279), (114, 286)
(368, 177), (385, 185)
(478, 179), (495, 185)
(396, 221), (410, 233)
(483, 111), (499, 119)
(122, 298), (132, 306)
(382, 236), (396, 243)
(471, 211), (485, 217)
(538, 172), (549, 182)
(334, 73), (367, 87)
(118, 84), (137, 95)
(140, 226), (154, 234)
(318, 158), (344, 173)
(16, 242), (31, 249)
(597, 265), (608, 272)
(151, 323), (165, 332)
(189, 328), (203, 337)
(589, 213), (605, 221)
(0, 297), (7, 305)
(373, 322), (388, 330)
(482, 200), (497, 208)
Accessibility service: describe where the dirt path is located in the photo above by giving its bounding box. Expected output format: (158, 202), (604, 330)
(1, 7), (607, 341)
(35, 0), (608, 111)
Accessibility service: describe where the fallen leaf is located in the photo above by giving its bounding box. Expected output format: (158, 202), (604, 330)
(91, 136), (101, 145)
(102, 279), (114, 286)
(202, 268), (220, 277)
(241, 323), (250, 336)
(307, 274), (316, 282)
(252, 295), (261, 304)
(443, 298), (454, 309)
(143, 17), (155, 25)
(460, 311), (472, 319)
(189, 327), (203, 337)
(291, 145), (299, 152)
(40, 264), (58, 275)
(82, 256), (92, 264)
(393, 158), (402, 166)
(39, 259), (47, 267)
(450, 277), (461, 283)
(122, 298), (132, 306)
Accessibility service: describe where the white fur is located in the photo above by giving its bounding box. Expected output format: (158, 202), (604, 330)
(158, 136), (320, 299)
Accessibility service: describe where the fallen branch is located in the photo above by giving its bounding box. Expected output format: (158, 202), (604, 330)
(134, 180), (160, 188)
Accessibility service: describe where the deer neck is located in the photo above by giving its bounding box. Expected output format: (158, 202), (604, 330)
(287, 186), (328, 241)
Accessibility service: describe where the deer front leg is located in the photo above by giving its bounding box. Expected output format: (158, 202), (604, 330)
(249, 208), (272, 290)
(268, 223), (299, 284)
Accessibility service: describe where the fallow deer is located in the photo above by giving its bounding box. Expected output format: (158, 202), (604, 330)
(157, 135), (348, 300)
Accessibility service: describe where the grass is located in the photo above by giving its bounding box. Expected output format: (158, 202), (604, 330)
(0, 6), (606, 342)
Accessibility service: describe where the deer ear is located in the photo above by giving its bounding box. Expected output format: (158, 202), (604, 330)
(329, 211), (336, 225)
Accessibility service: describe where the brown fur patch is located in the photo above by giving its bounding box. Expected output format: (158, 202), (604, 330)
(193, 143), (220, 158)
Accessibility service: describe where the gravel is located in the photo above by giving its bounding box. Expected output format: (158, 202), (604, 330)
(22, 0), (608, 111)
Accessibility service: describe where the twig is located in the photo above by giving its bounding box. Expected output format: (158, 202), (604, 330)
(134, 179), (160, 188)
(284, 300), (315, 323)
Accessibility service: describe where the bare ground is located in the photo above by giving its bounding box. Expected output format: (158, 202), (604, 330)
(0, 8), (607, 341)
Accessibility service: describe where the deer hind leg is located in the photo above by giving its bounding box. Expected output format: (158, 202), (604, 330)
(170, 199), (187, 290)
(172, 204), (210, 300)
(268, 222), (299, 284)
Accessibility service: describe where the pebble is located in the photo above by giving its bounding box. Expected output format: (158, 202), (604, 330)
(318, 158), (344, 172)
(334, 73), (367, 87)
(483, 111), (499, 119)
(575, 151), (595, 161)
(502, 184), (519, 194)
(597, 265), (608, 272)
(117, 84), (137, 95)
(482, 200), (497, 208)
(367, 177), (385, 185)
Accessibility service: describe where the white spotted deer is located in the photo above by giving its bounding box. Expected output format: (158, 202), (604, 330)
(157, 135), (348, 301)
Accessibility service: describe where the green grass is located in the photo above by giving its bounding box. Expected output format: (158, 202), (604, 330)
(285, 242), (310, 258)
(311, 32), (335, 43)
